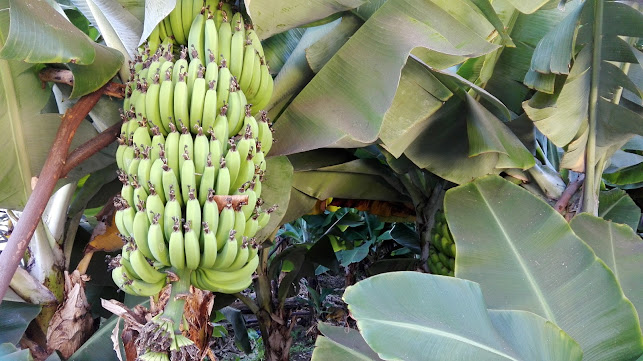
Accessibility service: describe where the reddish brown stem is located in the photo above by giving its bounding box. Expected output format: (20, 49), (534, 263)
(554, 177), (585, 216)
(62, 121), (121, 177)
(0, 86), (107, 304)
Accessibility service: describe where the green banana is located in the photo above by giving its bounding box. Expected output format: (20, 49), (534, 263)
(178, 123), (194, 172)
(129, 248), (166, 284)
(216, 60), (231, 113)
(224, 141), (240, 190)
(162, 161), (184, 207)
(229, 20), (244, 80)
(245, 27), (264, 57)
(201, 189), (219, 239)
(149, 157), (166, 204)
(189, 68), (207, 133)
(186, 50), (202, 103)
(217, 11), (232, 66)
(145, 185), (165, 228)
(232, 202), (246, 243)
(173, 70), (190, 132)
(215, 158), (231, 196)
(202, 251), (258, 283)
(150, 126), (166, 162)
(202, 80), (218, 132)
(185, 187), (202, 241)
(168, 216), (186, 270)
(181, 0), (193, 40)
(172, 47), (188, 90)
(226, 82), (243, 136)
(137, 147), (152, 193)
(193, 125), (209, 186)
(188, 7), (206, 62)
(226, 238), (249, 271)
(158, 69), (175, 135)
(215, 200), (234, 249)
(212, 104), (229, 153)
(169, 0), (187, 44)
(257, 111), (273, 154)
(198, 153), (215, 206)
(164, 123), (181, 179)
(180, 148), (197, 201)
(211, 230), (238, 270)
(252, 57), (274, 111)
(246, 50), (262, 101)
(204, 11), (218, 65)
(183, 221), (201, 270)
(238, 40), (255, 91)
(164, 187), (182, 239)
(199, 221), (218, 269)
(132, 199), (154, 259)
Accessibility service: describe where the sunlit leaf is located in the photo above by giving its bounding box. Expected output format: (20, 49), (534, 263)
(343, 272), (582, 361)
(445, 175), (643, 360)
(246, 0), (367, 40)
(271, 0), (498, 156)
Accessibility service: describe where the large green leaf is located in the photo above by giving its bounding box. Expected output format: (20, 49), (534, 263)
(0, 0), (123, 96)
(270, 0), (498, 156)
(598, 189), (642, 231)
(246, 0), (367, 40)
(343, 272), (582, 361)
(445, 175), (643, 361)
(570, 213), (643, 324)
(312, 323), (383, 361)
(263, 27), (306, 75)
(0, 301), (41, 345)
(522, 1), (643, 172)
(0, 343), (32, 361)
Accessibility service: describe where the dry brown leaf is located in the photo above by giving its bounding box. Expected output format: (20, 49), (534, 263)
(183, 286), (215, 360)
(85, 213), (125, 254)
(46, 271), (94, 359)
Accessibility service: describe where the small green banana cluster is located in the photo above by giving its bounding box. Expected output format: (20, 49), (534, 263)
(113, 0), (276, 302)
(126, 313), (198, 361)
(428, 210), (456, 277)
(142, 0), (272, 115)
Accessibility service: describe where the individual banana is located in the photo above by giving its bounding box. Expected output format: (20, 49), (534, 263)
(226, 238), (249, 271)
(187, 49), (203, 103)
(178, 122), (194, 171)
(204, 54), (219, 84)
(217, 11), (232, 66)
(189, 67), (207, 133)
(238, 41), (255, 91)
(212, 105), (229, 153)
(134, 80), (148, 123)
(169, 0), (187, 44)
(207, 129), (223, 175)
(132, 176), (148, 206)
(215, 158), (231, 197)
(193, 126), (209, 188)
(172, 47), (189, 89)
(251, 57), (274, 111)
(199, 221), (218, 269)
(224, 140), (240, 190)
(183, 221), (201, 270)
(204, 12), (218, 65)
(197, 268), (253, 294)
(129, 247), (166, 284)
(132, 199), (155, 259)
(211, 230), (238, 269)
(137, 147), (153, 193)
(245, 27), (264, 58)
(146, 184), (165, 228)
(201, 80), (218, 132)
(150, 126), (166, 162)
(231, 11), (244, 33)
(185, 187), (202, 241)
(239, 182), (257, 220)
(181, 0), (193, 40)
(188, 7), (206, 62)
(164, 123), (181, 179)
(146, 73), (167, 137)
(164, 186), (183, 239)
(180, 148), (197, 201)
(232, 203), (246, 243)
(173, 71), (190, 131)
(257, 111), (273, 154)
(243, 212), (259, 238)
(241, 105), (258, 138)
(132, 120), (152, 150)
(216, 59), (231, 113)
(246, 51), (262, 101)
(119, 171), (135, 209)
(257, 205), (275, 229)
(198, 154), (216, 206)
(162, 161), (184, 207)
(215, 199), (234, 249)
(148, 25), (161, 56)
(226, 81), (243, 136)
(168, 216), (186, 270)
(201, 189), (219, 239)
(149, 157), (166, 204)
(158, 69), (175, 135)
(229, 20), (244, 80)
(116, 136), (127, 171)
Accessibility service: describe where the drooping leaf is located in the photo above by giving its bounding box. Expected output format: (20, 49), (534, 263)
(220, 306), (251, 354)
(0, 301), (41, 345)
(445, 175), (643, 361)
(245, 0), (367, 40)
(0, 0), (123, 96)
(305, 14), (362, 73)
(312, 323), (383, 361)
(343, 272), (582, 361)
(389, 223), (421, 254)
(270, 0), (498, 156)
(262, 27), (306, 75)
(570, 213), (643, 323)
(598, 189), (642, 231)
(139, 0), (174, 46)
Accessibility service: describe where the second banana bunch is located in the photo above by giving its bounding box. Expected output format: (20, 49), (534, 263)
(111, 0), (276, 300)
(428, 210), (456, 277)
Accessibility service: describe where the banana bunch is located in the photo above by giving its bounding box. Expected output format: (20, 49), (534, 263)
(113, 0), (276, 300)
(428, 210), (456, 277)
(143, 0), (272, 113)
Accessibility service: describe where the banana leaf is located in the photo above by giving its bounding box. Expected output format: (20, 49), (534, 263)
(340, 272), (582, 361)
(312, 323), (383, 361)
(570, 213), (643, 324)
(253, 156), (293, 242)
(245, 0), (367, 39)
(445, 175), (643, 360)
(0, 301), (41, 344)
(270, 0), (498, 157)
(598, 189), (642, 231)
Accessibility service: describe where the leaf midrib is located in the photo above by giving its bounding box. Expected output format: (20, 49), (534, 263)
(360, 318), (518, 360)
(477, 184), (557, 323)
